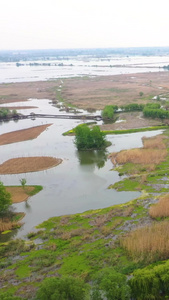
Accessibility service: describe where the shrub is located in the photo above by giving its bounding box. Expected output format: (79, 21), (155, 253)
(129, 261), (169, 299)
(0, 292), (23, 300)
(0, 182), (12, 216)
(91, 268), (131, 300)
(36, 276), (89, 300)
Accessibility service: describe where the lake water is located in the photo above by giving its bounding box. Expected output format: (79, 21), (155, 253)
(0, 55), (167, 239)
(1, 54), (169, 83)
(0, 99), (164, 240)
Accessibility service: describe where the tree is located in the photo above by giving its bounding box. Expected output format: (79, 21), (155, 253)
(36, 276), (89, 300)
(0, 182), (12, 216)
(101, 105), (116, 120)
(91, 268), (131, 300)
(20, 178), (27, 190)
(74, 124), (106, 150)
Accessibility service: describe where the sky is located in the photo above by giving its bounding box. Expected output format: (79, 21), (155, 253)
(0, 0), (169, 50)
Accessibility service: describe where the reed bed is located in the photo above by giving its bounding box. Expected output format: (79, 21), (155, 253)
(149, 194), (169, 218)
(110, 134), (168, 167)
(0, 219), (21, 232)
(121, 221), (169, 261)
(111, 148), (167, 165)
(142, 135), (166, 149)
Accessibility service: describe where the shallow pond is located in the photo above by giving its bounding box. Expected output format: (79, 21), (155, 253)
(0, 99), (163, 239)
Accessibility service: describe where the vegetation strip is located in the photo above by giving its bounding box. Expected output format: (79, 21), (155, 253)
(63, 125), (168, 136)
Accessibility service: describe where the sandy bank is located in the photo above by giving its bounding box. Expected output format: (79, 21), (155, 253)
(0, 157), (62, 174)
(0, 124), (52, 145)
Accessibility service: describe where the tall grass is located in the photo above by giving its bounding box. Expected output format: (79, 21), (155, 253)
(110, 148), (167, 165)
(142, 135), (166, 149)
(121, 221), (169, 262)
(149, 194), (169, 218)
(110, 134), (167, 166)
(0, 219), (21, 232)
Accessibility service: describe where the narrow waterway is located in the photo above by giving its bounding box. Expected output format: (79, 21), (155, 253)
(0, 99), (163, 239)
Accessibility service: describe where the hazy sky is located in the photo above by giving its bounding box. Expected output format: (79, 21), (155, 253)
(0, 0), (169, 50)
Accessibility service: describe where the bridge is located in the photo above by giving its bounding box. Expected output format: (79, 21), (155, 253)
(11, 113), (103, 121)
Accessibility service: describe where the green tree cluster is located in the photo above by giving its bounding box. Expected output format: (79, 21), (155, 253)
(74, 124), (106, 150)
(0, 182), (12, 216)
(143, 107), (169, 119)
(101, 105), (117, 120)
(0, 108), (10, 119)
(120, 103), (145, 111)
(0, 108), (19, 120)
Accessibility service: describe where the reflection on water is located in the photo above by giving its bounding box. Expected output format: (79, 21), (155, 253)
(77, 150), (107, 169)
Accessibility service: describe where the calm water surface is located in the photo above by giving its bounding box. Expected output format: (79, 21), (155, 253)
(0, 99), (163, 239)
(1, 54), (169, 83)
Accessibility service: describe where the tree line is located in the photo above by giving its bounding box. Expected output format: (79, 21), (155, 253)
(0, 108), (19, 120)
(101, 102), (169, 121)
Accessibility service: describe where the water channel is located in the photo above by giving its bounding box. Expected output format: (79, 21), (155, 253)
(0, 99), (164, 240)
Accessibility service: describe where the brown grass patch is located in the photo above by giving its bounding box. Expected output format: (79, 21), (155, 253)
(0, 81), (60, 104)
(0, 157), (62, 174)
(121, 221), (169, 262)
(0, 213), (24, 232)
(149, 194), (169, 219)
(6, 186), (35, 203)
(110, 134), (168, 167)
(61, 72), (169, 109)
(110, 148), (167, 165)
(142, 135), (166, 149)
(0, 124), (52, 146)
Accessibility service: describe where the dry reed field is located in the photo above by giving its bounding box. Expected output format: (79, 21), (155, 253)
(121, 220), (169, 261)
(142, 134), (166, 149)
(0, 124), (52, 146)
(0, 157), (62, 174)
(61, 72), (169, 109)
(110, 134), (167, 166)
(0, 81), (59, 104)
(149, 194), (169, 218)
(0, 213), (24, 232)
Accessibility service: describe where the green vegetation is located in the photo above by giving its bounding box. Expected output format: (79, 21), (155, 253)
(129, 260), (169, 300)
(120, 103), (145, 111)
(20, 178), (26, 190)
(102, 125), (168, 135)
(0, 292), (23, 300)
(36, 276), (89, 300)
(91, 268), (131, 300)
(101, 105), (117, 120)
(0, 182), (12, 216)
(0, 108), (19, 120)
(74, 124), (108, 150)
(26, 185), (43, 196)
